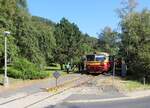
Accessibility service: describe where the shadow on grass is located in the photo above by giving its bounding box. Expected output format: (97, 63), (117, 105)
(45, 68), (62, 71)
(123, 76), (150, 84)
(0, 69), (4, 74)
(0, 82), (3, 86)
(48, 63), (57, 67)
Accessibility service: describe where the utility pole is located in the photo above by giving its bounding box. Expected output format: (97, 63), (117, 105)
(3, 31), (10, 87)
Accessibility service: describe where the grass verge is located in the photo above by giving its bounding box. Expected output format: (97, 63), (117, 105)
(115, 77), (150, 92)
(96, 74), (150, 92)
(0, 64), (67, 87)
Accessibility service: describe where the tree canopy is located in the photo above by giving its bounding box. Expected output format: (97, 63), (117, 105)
(0, 0), (98, 71)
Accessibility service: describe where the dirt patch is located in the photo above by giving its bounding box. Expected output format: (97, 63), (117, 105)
(95, 76), (128, 93)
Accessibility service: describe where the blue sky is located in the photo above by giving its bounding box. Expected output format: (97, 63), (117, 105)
(27, 0), (150, 37)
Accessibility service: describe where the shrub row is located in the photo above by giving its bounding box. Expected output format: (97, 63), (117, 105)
(8, 58), (50, 80)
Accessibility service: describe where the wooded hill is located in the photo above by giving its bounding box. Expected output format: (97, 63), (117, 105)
(0, 0), (98, 79)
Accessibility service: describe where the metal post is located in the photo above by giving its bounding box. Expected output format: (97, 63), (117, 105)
(3, 36), (9, 87)
(143, 77), (146, 86)
(56, 78), (58, 87)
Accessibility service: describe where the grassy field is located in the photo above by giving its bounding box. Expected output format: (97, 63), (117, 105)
(44, 64), (67, 77)
(0, 64), (67, 86)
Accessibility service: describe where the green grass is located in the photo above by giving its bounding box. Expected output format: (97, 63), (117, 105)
(44, 70), (67, 77)
(122, 80), (150, 91)
(44, 64), (67, 77)
(0, 74), (24, 85)
(0, 64), (67, 86)
(45, 64), (61, 70)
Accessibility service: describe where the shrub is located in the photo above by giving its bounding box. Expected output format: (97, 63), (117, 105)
(8, 58), (50, 80)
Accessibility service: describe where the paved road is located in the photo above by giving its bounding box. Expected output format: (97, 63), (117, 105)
(47, 96), (150, 108)
(0, 74), (91, 108)
(0, 74), (81, 98)
(1, 73), (149, 108)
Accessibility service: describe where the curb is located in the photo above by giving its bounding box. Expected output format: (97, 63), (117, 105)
(65, 95), (150, 103)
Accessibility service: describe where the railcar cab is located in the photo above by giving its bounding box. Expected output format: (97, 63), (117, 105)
(85, 52), (110, 73)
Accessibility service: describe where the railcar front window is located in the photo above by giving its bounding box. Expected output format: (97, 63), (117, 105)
(86, 55), (95, 61)
(95, 55), (106, 61)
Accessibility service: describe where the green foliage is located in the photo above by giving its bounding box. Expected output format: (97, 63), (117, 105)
(0, 29), (18, 67)
(31, 16), (56, 64)
(0, 0), (56, 68)
(8, 58), (50, 79)
(54, 18), (82, 65)
(98, 27), (120, 55)
(119, 7), (150, 77)
(81, 34), (98, 55)
(54, 18), (98, 66)
(0, 0), (98, 78)
(17, 0), (28, 11)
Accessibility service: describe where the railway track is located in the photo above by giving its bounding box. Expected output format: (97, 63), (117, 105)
(0, 76), (84, 106)
(0, 74), (107, 108)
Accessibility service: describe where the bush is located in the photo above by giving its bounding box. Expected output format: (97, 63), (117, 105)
(8, 58), (50, 80)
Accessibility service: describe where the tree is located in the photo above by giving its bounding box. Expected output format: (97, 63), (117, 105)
(120, 8), (150, 77)
(31, 16), (56, 64)
(0, 0), (56, 67)
(0, 0), (56, 79)
(98, 27), (119, 55)
(0, 0), (99, 76)
(54, 18), (82, 69)
(17, 0), (28, 11)
(116, 0), (138, 18)
(0, 0), (20, 67)
(0, 29), (18, 67)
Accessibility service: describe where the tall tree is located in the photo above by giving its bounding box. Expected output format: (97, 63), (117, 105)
(31, 16), (56, 64)
(98, 27), (119, 55)
(54, 18), (82, 69)
(0, 0), (56, 67)
(117, 0), (138, 18)
(119, 0), (150, 77)
(80, 34), (98, 55)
